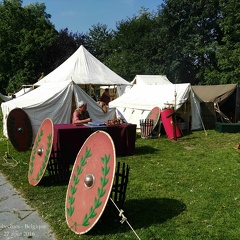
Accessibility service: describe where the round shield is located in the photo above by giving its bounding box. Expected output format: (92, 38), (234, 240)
(65, 130), (116, 234)
(146, 106), (161, 130)
(7, 108), (33, 151)
(28, 118), (54, 186)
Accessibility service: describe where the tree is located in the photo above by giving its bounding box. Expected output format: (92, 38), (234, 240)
(85, 23), (113, 62)
(104, 8), (159, 81)
(0, 0), (57, 93)
(155, 0), (225, 84)
(206, 0), (240, 84)
(50, 28), (87, 70)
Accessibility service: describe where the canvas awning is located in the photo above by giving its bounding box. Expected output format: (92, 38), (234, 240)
(192, 84), (237, 103)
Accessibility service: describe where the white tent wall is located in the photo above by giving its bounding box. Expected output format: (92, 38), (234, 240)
(109, 83), (202, 130)
(1, 81), (116, 142)
(109, 83), (190, 111)
(1, 81), (73, 140)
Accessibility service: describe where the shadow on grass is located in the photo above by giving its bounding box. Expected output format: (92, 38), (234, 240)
(135, 146), (159, 155)
(90, 197), (186, 236)
(37, 174), (70, 187)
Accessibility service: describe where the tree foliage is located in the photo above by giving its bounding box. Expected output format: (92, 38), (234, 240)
(209, 0), (240, 84)
(104, 8), (160, 81)
(85, 23), (113, 62)
(0, 0), (58, 93)
(101, 0), (239, 85)
(51, 28), (87, 70)
(0, 0), (239, 94)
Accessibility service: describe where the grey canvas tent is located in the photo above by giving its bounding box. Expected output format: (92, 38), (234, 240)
(192, 84), (240, 129)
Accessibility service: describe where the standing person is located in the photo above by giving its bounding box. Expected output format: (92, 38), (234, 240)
(72, 101), (92, 125)
(100, 88), (113, 106)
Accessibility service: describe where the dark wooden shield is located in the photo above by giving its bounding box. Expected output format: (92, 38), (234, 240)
(28, 118), (54, 186)
(146, 106), (161, 130)
(65, 130), (116, 234)
(7, 108), (33, 151)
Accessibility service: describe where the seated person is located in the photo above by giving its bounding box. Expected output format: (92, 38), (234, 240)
(72, 101), (92, 125)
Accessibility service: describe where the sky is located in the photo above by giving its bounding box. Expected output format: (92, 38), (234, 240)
(22, 0), (163, 33)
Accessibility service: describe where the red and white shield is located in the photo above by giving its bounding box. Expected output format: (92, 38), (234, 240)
(65, 130), (116, 234)
(28, 118), (53, 186)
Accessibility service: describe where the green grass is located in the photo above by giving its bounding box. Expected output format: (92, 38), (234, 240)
(1, 112), (240, 239)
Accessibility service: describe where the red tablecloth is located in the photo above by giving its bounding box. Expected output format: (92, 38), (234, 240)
(52, 123), (136, 166)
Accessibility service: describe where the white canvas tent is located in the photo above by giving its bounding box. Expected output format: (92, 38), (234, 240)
(1, 81), (116, 142)
(131, 75), (172, 85)
(121, 75), (172, 95)
(109, 83), (202, 130)
(34, 45), (131, 86)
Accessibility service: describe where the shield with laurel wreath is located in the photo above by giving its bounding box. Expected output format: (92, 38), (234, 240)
(65, 130), (116, 234)
(28, 118), (53, 186)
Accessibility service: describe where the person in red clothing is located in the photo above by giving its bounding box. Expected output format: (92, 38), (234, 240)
(100, 88), (113, 106)
(72, 101), (92, 125)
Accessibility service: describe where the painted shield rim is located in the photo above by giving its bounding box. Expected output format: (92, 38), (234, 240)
(65, 130), (116, 234)
(146, 106), (161, 130)
(28, 118), (53, 186)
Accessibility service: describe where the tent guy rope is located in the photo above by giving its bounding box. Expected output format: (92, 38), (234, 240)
(110, 198), (141, 240)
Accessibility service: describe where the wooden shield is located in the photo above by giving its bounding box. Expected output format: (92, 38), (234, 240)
(146, 106), (161, 130)
(65, 131), (116, 234)
(28, 118), (54, 186)
(7, 108), (33, 151)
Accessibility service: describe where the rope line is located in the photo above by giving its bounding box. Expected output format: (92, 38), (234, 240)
(110, 198), (141, 240)
(1, 140), (19, 167)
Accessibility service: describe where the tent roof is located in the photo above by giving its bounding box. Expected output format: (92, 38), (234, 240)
(192, 84), (237, 103)
(35, 45), (131, 86)
(131, 75), (172, 85)
(109, 83), (190, 111)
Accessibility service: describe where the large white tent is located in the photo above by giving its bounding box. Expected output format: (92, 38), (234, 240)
(35, 45), (131, 87)
(1, 81), (116, 141)
(109, 83), (202, 130)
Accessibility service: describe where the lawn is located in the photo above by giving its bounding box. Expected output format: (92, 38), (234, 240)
(0, 112), (240, 239)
